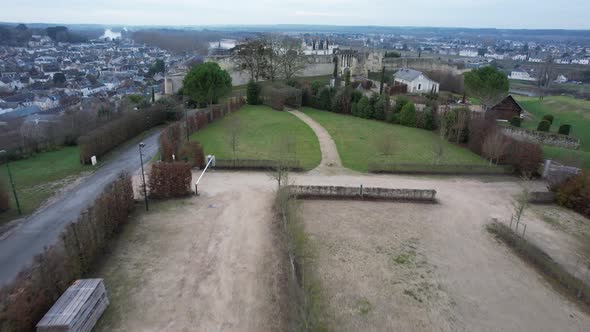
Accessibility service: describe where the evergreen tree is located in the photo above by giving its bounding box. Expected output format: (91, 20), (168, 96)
(400, 102), (417, 127)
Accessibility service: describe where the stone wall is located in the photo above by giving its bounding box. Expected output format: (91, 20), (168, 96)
(288, 185), (437, 202)
(500, 127), (580, 150)
(528, 191), (556, 204)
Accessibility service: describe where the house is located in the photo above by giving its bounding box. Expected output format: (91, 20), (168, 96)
(393, 69), (439, 94)
(485, 95), (523, 121)
(509, 71), (536, 81)
(554, 75), (568, 84)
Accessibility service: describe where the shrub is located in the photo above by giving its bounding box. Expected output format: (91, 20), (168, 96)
(509, 116), (521, 127)
(443, 107), (471, 143)
(317, 87), (332, 111)
(310, 81), (324, 96)
(542, 114), (554, 124)
(373, 96), (386, 121)
(399, 102), (417, 127)
(246, 80), (261, 105)
(503, 139), (543, 176)
(393, 96), (409, 113)
(148, 162), (192, 199)
(423, 107), (435, 130)
(261, 84), (302, 111)
(331, 87), (353, 114)
(159, 122), (182, 162)
(558, 124), (571, 136)
(537, 120), (551, 132)
(468, 116), (496, 155)
(357, 96), (369, 119)
(178, 141), (206, 168)
(351, 90), (363, 103)
(351, 102), (359, 117)
(0, 179), (9, 212)
(554, 172), (590, 218)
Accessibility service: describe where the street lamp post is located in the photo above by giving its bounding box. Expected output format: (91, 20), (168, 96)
(0, 150), (21, 215)
(138, 143), (149, 211)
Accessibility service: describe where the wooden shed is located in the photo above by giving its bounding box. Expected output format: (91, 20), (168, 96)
(36, 279), (109, 332)
(485, 95), (523, 120)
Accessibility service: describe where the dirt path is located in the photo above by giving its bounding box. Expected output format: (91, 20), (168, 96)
(289, 110), (343, 173)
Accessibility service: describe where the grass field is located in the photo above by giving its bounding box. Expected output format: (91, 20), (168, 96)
(0, 146), (92, 225)
(301, 108), (488, 172)
(515, 96), (590, 168)
(190, 105), (321, 170)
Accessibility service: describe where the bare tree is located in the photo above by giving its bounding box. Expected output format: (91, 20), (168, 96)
(232, 39), (268, 82)
(269, 135), (297, 188)
(432, 136), (445, 165)
(277, 36), (307, 79)
(537, 55), (554, 101)
(454, 109), (470, 143)
(225, 116), (243, 160)
(513, 178), (531, 228)
(376, 132), (395, 156)
(482, 130), (509, 165)
(261, 33), (282, 81)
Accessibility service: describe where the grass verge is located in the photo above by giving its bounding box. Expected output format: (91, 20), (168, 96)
(0, 146), (93, 225)
(301, 107), (488, 172)
(486, 221), (590, 307)
(275, 187), (327, 331)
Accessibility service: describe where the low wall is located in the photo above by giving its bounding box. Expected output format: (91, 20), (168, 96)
(500, 127), (580, 150)
(529, 191), (556, 204)
(215, 159), (303, 171)
(288, 185), (436, 202)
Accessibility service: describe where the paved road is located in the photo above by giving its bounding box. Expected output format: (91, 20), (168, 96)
(0, 130), (161, 286)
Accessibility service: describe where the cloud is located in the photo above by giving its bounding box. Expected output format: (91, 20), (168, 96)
(293, 11), (350, 18)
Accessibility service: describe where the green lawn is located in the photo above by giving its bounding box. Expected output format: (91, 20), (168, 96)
(301, 107), (488, 172)
(0, 146), (92, 225)
(190, 105), (321, 170)
(514, 96), (590, 168)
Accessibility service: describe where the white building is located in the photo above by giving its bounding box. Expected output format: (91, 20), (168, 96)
(393, 69), (439, 94)
(509, 71), (536, 81)
(512, 54), (527, 61)
(554, 75), (568, 83)
(459, 49), (479, 57)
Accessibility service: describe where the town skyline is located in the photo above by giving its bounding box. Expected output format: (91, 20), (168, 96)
(1, 0), (589, 30)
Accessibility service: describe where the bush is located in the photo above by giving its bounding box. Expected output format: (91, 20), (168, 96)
(400, 102), (417, 127)
(317, 87), (333, 111)
(468, 116), (496, 155)
(393, 96), (409, 113)
(0, 179), (9, 212)
(554, 172), (590, 218)
(537, 120), (551, 132)
(373, 96), (386, 121)
(509, 116), (521, 127)
(159, 122), (182, 162)
(0, 173), (133, 332)
(351, 102), (359, 117)
(261, 84), (302, 111)
(79, 106), (167, 164)
(558, 124), (571, 136)
(178, 141), (206, 168)
(542, 114), (554, 124)
(503, 139), (543, 176)
(357, 96), (369, 119)
(148, 162), (192, 199)
(423, 107), (435, 130)
(443, 107), (471, 143)
(331, 87), (353, 114)
(246, 80), (261, 105)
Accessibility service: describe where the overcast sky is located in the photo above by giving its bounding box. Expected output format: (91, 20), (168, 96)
(1, 0), (589, 29)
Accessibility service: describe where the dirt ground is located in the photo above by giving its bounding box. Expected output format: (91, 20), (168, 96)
(94, 172), (287, 332)
(102, 170), (590, 331)
(301, 197), (590, 332)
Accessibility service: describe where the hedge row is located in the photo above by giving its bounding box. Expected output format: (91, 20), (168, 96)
(214, 159), (302, 171)
(368, 163), (514, 175)
(0, 173), (134, 332)
(79, 106), (167, 164)
(0, 179), (9, 212)
(148, 162), (193, 199)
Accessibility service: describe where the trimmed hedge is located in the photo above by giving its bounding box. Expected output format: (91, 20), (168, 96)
(368, 163), (514, 175)
(542, 114), (554, 125)
(79, 106), (167, 164)
(178, 141), (206, 168)
(0, 173), (134, 332)
(0, 179), (9, 212)
(510, 116), (521, 127)
(215, 159), (302, 171)
(148, 162), (192, 199)
(537, 120), (551, 132)
(558, 124), (571, 136)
